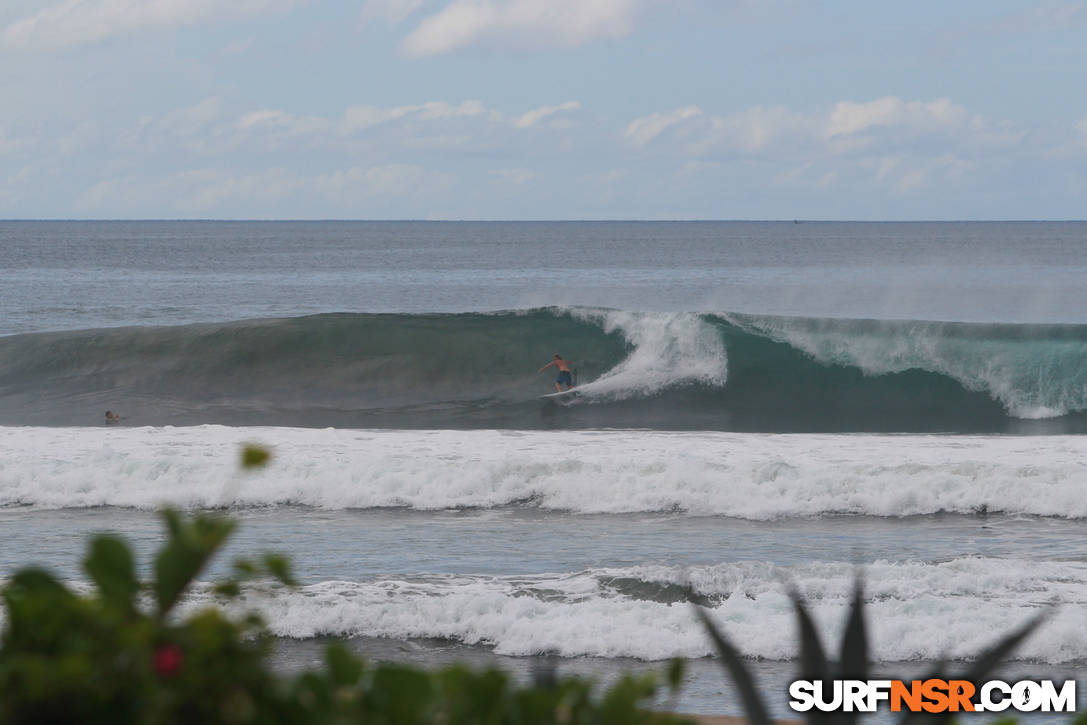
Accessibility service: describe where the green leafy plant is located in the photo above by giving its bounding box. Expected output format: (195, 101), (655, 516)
(694, 581), (1048, 725)
(0, 506), (293, 725)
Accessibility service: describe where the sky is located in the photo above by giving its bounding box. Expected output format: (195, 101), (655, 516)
(0, 0), (1085, 220)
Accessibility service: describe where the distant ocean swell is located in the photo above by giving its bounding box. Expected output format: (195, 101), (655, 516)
(3, 427), (1086, 517)
(1, 308), (1086, 431)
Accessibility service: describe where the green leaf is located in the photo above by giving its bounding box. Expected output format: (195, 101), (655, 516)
(213, 581), (241, 598)
(0, 568), (80, 645)
(5, 567), (70, 598)
(790, 588), (830, 683)
(838, 581), (870, 725)
(789, 590), (841, 725)
(2, 567), (75, 619)
(667, 658), (686, 693)
(961, 611), (1046, 683)
(694, 606), (772, 725)
(897, 613), (1046, 725)
(369, 665), (435, 724)
(241, 444), (271, 469)
(262, 553), (296, 587)
(839, 581), (868, 680)
(598, 673), (658, 723)
(325, 643), (363, 686)
(153, 508), (237, 616)
(83, 535), (139, 613)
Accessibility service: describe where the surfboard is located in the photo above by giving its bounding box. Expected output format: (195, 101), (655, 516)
(540, 388), (580, 400)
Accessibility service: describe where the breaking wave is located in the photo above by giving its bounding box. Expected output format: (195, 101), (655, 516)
(3, 426), (1086, 518)
(0, 308), (1085, 431)
(180, 558), (1087, 664)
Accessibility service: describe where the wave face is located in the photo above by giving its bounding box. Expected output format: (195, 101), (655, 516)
(4, 427), (1086, 517)
(1, 308), (1086, 432)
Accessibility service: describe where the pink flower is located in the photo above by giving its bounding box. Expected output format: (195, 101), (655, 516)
(153, 644), (184, 678)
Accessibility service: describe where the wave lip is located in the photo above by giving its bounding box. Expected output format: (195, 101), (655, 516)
(3, 426), (1087, 518)
(174, 558), (1087, 664)
(564, 308), (727, 400)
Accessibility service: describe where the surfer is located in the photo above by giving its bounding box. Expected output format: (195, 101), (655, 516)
(538, 354), (574, 393)
(104, 410), (122, 424)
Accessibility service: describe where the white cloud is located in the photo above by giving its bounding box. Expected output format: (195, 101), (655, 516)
(224, 99), (591, 153)
(702, 105), (811, 153)
(630, 97), (1022, 158)
(361, 0), (424, 24)
(340, 100), (492, 133)
(232, 101), (494, 141)
(402, 0), (643, 56)
(826, 97), (967, 138)
(235, 109), (329, 135)
(628, 105), (812, 154)
(624, 106), (702, 147)
(223, 101), (500, 154)
(176, 168), (298, 211)
(894, 155), (973, 193)
(314, 164), (453, 205)
(513, 101), (580, 129)
(677, 160), (721, 177)
(579, 168), (626, 185)
(872, 155), (905, 181)
(2, 0), (304, 51)
(1046, 117), (1087, 158)
(0, 165), (36, 208)
(985, 2), (1087, 34)
(77, 164), (453, 214)
(772, 152), (976, 196)
(626, 97), (1025, 194)
(56, 122), (99, 156)
(156, 96), (223, 136)
(88, 96), (580, 165)
(222, 37), (255, 55)
(0, 126), (30, 155)
(489, 168), (535, 184)
(234, 101), (494, 138)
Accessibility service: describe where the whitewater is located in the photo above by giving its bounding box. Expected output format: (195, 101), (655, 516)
(2, 426), (1087, 517)
(3, 427), (1087, 668)
(4, 424), (1086, 668)
(198, 557), (1087, 664)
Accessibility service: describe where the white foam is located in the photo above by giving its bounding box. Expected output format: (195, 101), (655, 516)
(3, 556), (1084, 664)
(3, 426), (1087, 517)
(565, 309), (727, 399)
(175, 557), (1087, 664)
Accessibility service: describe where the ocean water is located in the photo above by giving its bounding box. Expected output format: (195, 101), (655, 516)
(1, 221), (1086, 720)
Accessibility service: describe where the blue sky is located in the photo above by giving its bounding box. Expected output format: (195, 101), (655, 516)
(1, 0), (1085, 219)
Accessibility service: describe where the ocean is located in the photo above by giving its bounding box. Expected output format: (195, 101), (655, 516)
(1, 220), (1085, 721)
